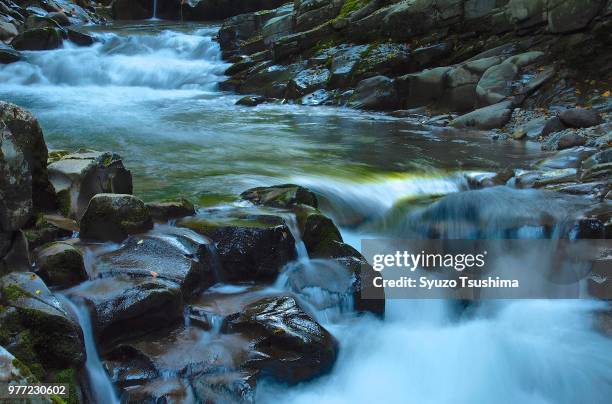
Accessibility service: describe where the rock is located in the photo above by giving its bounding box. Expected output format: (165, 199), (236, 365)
(294, 205), (342, 257)
(0, 21), (18, 43)
(581, 149), (612, 181)
(538, 146), (597, 169)
(48, 150), (133, 219)
(542, 130), (587, 151)
(79, 194), (153, 242)
(67, 276), (183, 344)
(11, 27), (63, 51)
(24, 15), (64, 31)
(396, 67), (452, 108)
(515, 168), (578, 188)
(0, 43), (22, 64)
(33, 242), (87, 288)
(96, 230), (215, 295)
(541, 116), (567, 137)
(349, 76), (399, 111)
(0, 123), (32, 237)
(145, 199), (196, 221)
(286, 67), (331, 98)
(547, 0), (604, 33)
(223, 295), (338, 384)
(328, 44), (369, 88)
(0, 272), (84, 372)
(112, 0), (153, 19)
(505, 0), (546, 28)
(262, 13), (294, 44)
(0, 230), (31, 275)
(236, 95), (267, 106)
(47, 11), (71, 26)
(22, 214), (75, 250)
(295, 0), (341, 31)
(0, 346), (45, 392)
(476, 61), (518, 105)
(241, 184), (318, 208)
(177, 213), (296, 282)
(66, 28), (95, 46)
(513, 116), (548, 140)
(505, 51), (545, 68)
(180, 0), (289, 21)
(558, 108), (602, 128)
(450, 101), (513, 129)
(239, 63), (302, 98)
(0, 102), (56, 212)
(352, 43), (411, 84)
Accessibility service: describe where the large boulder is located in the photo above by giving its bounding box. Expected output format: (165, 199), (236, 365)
(145, 198), (195, 222)
(349, 75), (399, 110)
(177, 213), (296, 282)
(67, 276), (183, 344)
(450, 100), (513, 129)
(111, 0), (153, 20)
(79, 194), (153, 242)
(286, 67), (331, 98)
(95, 230), (216, 295)
(547, 0), (605, 33)
(0, 272), (85, 375)
(0, 102), (56, 212)
(558, 107), (602, 128)
(396, 67), (452, 108)
(48, 150), (133, 219)
(33, 242), (87, 288)
(476, 60), (518, 106)
(11, 27), (63, 51)
(0, 21), (19, 43)
(223, 295), (338, 384)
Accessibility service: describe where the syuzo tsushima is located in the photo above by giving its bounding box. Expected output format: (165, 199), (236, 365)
(0, 0), (611, 403)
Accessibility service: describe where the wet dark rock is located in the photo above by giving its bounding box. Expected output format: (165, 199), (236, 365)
(0, 231), (31, 275)
(111, 0), (153, 20)
(0, 272), (85, 372)
(294, 204), (342, 257)
(146, 198), (196, 221)
(580, 149), (612, 181)
(0, 102), (56, 212)
(241, 184), (318, 208)
(547, 0), (604, 33)
(68, 276), (183, 344)
(79, 194), (153, 242)
(352, 43), (411, 83)
(0, 20), (19, 43)
(223, 295), (338, 384)
(0, 345), (41, 386)
(542, 130), (587, 151)
(0, 42), (21, 64)
(236, 95), (268, 106)
(541, 116), (567, 138)
(450, 101), (513, 130)
(96, 231), (215, 295)
(47, 11), (71, 26)
(33, 242), (87, 288)
(66, 28), (95, 46)
(558, 107), (602, 128)
(538, 146), (597, 169)
(11, 27), (63, 51)
(396, 67), (451, 108)
(48, 150), (133, 219)
(349, 75), (399, 111)
(512, 116), (547, 140)
(177, 213), (296, 282)
(286, 67), (331, 98)
(327, 44), (369, 88)
(515, 168), (578, 188)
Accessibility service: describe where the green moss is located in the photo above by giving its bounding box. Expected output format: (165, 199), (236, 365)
(1, 284), (33, 302)
(56, 189), (71, 217)
(197, 194), (238, 207)
(338, 0), (371, 18)
(53, 368), (78, 404)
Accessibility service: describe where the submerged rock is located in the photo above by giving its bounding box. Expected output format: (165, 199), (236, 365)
(33, 242), (87, 288)
(48, 150), (133, 219)
(177, 213), (296, 282)
(236, 95), (268, 106)
(79, 194), (153, 242)
(0, 272), (85, 373)
(241, 184), (318, 208)
(223, 295), (338, 384)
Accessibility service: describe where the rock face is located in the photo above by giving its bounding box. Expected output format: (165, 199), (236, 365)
(48, 150), (133, 219)
(177, 213), (296, 282)
(33, 242), (87, 288)
(79, 194), (153, 242)
(223, 295), (338, 384)
(0, 102), (56, 212)
(0, 272), (85, 373)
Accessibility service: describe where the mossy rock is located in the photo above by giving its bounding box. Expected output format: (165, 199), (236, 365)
(294, 204), (343, 257)
(79, 193), (153, 242)
(22, 214), (76, 250)
(0, 272), (85, 378)
(241, 184), (318, 208)
(33, 242), (87, 288)
(145, 198), (196, 221)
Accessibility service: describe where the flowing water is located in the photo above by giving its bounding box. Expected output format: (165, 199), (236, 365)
(1, 22), (611, 403)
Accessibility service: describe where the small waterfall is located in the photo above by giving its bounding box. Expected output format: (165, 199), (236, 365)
(58, 296), (119, 404)
(282, 213), (309, 261)
(152, 0), (158, 20)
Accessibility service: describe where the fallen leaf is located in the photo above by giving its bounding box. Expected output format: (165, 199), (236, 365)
(603, 90), (611, 97)
(150, 271), (158, 278)
(35, 290), (41, 295)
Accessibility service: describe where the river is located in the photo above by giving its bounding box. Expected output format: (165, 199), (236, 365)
(1, 21), (610, 404)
